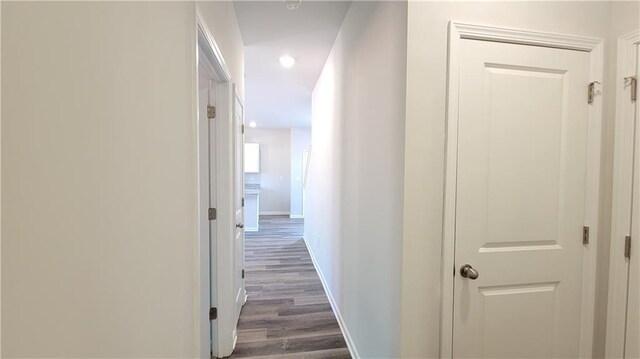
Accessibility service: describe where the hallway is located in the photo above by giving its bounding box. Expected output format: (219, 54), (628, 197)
(230, 216), (350, 358)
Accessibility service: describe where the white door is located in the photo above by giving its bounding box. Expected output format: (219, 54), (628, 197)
(625, 45), (640, 359)
(198, 52), (217, 357)
(453, 39), (591, 358)
(233, 92), (246, 318)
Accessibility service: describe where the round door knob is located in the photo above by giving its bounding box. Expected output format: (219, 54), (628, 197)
(236, 223), (244, 229)
(460, 264), (479, 280)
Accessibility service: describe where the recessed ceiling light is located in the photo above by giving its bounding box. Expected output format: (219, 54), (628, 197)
(249, 121), (257, 128)
(284, 0), (301, 11)
(279, 55), (296, 68)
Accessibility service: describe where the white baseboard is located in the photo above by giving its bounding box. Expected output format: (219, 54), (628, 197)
(232, 328), (238, 352)
(259, 211), (290, 216)
(302, 237), (360, 359)
(289, 214), (304, 219)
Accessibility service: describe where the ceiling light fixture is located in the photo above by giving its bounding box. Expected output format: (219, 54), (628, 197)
(284, 0), (301, 11)
(249, 121), (257, 128)
(279, 55), (296, 68)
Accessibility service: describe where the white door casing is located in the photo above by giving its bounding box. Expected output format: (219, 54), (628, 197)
(197, 48), (217, 358)
(606, 30), (640, 359)
(627, 51), (640, 355)
(302, 148), (310, 218)
(443, 22), (603, 359)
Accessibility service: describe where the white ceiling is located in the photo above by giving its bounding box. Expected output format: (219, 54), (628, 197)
(234, 1), (351, 128)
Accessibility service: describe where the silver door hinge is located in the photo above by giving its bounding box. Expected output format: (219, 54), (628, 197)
(208, 208), (217, 220)
(242, 198), (245, 207)
(583, 226), (590, 244)
(242, 269), (245, 279)
(209, 307), (217, 321)
(241, 124), (245, 134)
(588, 81), (601, 104)
(625, 235), (632, 258)
(207, 105), (216, 119)
(625, 76), (637, 102)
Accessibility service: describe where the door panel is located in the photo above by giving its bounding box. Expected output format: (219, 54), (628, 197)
(478, 283), (557, 358)
(234, 93), (245, 318)
(453, 39), (590, 358)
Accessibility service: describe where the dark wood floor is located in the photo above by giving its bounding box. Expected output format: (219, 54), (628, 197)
(228, 216), (350, 359)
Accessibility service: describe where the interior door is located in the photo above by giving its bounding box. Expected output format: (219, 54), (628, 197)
(625, 44), (640, 359)
(453, 39), (591, 358)
(233, 91), (246, 318)
(198, 53), (217, 356)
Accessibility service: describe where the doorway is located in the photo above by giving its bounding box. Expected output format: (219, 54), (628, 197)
(443, 22), (603, 358)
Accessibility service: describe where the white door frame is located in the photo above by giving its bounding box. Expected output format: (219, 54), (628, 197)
(195, 10), (236, 359)
(302, 148), (310, 219)
(606, 29), (640, 359)
(441, 21), (603, 359)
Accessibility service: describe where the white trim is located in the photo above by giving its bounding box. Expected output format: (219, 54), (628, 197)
(259, 211), (290, 216)
(195, 46), (214, 359)
(303, 237), (361, 359)
(193, 19), (202, 359)
(452, 22), (601, 52)
(442, 21), (603, 359)
(579, 32), (604, 359)
(0, 3), (3, 355)
(196, 11), (231, 82)
(606, 29), (640, 359)
(195, 8), (235, 359)
(289, 214), (304, 219)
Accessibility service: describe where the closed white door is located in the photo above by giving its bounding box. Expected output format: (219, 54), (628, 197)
(625, 45), (640, 359)
(233, 93), (246, 318)
(453, 39), (591, 358)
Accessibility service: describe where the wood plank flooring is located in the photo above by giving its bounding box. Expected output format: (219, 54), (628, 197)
(228, 216), (350, 359)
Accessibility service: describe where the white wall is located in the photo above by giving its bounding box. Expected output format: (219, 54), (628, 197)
(245, 128), (291, 215)
(401, 2), (633, 357)
(1, 2), (244, 357)
(290, 128), (311, 218)
(305, 2), (407, 357)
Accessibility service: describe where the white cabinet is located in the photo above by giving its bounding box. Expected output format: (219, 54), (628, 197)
(244, 143), (260, 173)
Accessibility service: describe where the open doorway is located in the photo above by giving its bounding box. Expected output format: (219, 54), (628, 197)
(227, 1), (352, 358)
